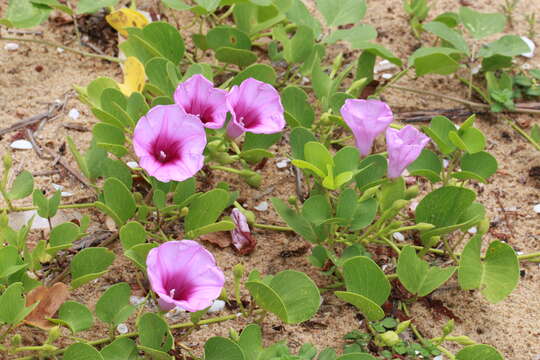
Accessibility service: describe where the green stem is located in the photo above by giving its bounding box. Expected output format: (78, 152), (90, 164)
(253, 223), (293, 232)
(0, 36), (121, 63)
(379, 236), (401, 255)
(209, 165), (242, 175)
(518, 251), (540, 261)
(506, 118), (540, 152)
(0, 202), (97, 213)
(437, 345), (457, 360)
(218, 4), (236, 21)
(374, 68), (410, 97)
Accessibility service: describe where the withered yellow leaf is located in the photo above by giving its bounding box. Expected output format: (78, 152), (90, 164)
(106, 8), (148, 38)
(118, 57), (146, 96)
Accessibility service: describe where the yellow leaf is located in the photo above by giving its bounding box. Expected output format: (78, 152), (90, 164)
(106, 8), (148, 38)
(118, 57), (146, 97)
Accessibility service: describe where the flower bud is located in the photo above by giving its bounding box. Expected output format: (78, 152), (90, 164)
(404, 185), (419, 199)
(392, 199), (409, 211)
(240, 170), (262, 188)
(380, 331), (400, 346)
(288, 196), (297, 206)
(180, 207), (189, 217)
(416, 222), (435, 231)
(233, 263), (245, 281)
(443, 319), (454, 336)
(452, 335), (476, 346)
(396, 320), (411, 334)
(477, 217), (490, 235)
(3, 153), (12, 171)
(46, 326), (61, 344)
(10, 334), (21, 347)
(229, 328), (240, 341)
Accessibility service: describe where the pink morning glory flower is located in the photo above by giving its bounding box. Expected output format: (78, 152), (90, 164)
(386, 125), (430, 179)
(133, 105), (206, 183)
(173, 74), (228, 129)
(146, 240), (225, 312)
(340, 99), (394, 157)
(231, 209), (256, 255)
(226, 78), (285, 138)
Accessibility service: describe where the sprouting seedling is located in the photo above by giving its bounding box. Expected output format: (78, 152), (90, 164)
(499, 0), (520, 28)
(526, 13), (537, 40)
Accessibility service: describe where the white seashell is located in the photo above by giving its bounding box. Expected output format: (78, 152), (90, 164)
(68, 108), (80, 120)
(467, 227), (477, 234)
(254, 201), (269, 211)
(52, 183), (63, 191)
(520, 36), (535, 58)
(116, 324), (128, 334)
(61, 191), (73, 197)
(10, 140), (33, 150)
(208, 300), (225, 313)
(56, 47), (65, 53)
(392, 232), (405, 242)
(126, 161), (139, 169)
(533, 204), (540, 214)
(276, 159), (290, 169)
(381, 73), (393, 80)
(4, 43), (19, 51)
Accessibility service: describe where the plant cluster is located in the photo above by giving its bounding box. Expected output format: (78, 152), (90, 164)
(0, 0), (539, 360)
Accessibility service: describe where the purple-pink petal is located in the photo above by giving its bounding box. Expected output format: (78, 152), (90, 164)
(386, 125), (430, 179)
(174, 74), (228, 129)
(340, 99), (393, 157)
(146, 240), (225, 312)
(226, 78), (285, 138)
(230, 209), (256, 255)
(133, 105), (207, 183)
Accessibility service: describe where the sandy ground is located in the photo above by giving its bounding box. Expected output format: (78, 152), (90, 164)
(0, 0), (539, 359)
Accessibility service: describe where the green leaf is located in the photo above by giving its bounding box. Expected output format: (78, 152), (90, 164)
(84, 77), (120, 108)
(96, 283), (135, 325)
(32, 189), (61, 219)
(448, 127), (485, 154)
(48, 222), (80, 254)
(122, 22), (185, 65)
(290, 127), (317, 160)
(205, 336), (246, 360)
(459, 7), (506, 39)
(194, 0), (220, 12)
(51, 301), (93, 333)
(407, 149), (442, 182)
(138, 313), (173, 353)
(70, 247), (115, 289)
(188, 220), (235, 238)
(77, 0), (118, 13)
(337, 354), (377, 360)
(246, 270), (320, 324)
(350, 198), (378, 231)
(334, 291), (385, 321)
(456, 345), (504, 360)
(351, 42), (402, 66)
(240, 149), (274, 164)
(271, 198), (319, 243)
(452, 151), (497, 183)
(423, 21), (469, 54)
(207, 26), (251, 50)
(325, 24), (377, 46)
(422, 116), (457, 154)
(124, 243), (157, 271)
(238, 324), (262, 360)
(458, 235), (519, 303)
(231, 64), (277, 86)
(93, 123), (127, 157)
(342, 256), (390, 305)
(316, 0), (366, 27)
(103, 178), (137, 226)
(304, 141), (333, 176)
(145, 57), (178, 99)
(64, 343), (104, 360)
(397, 246), (456, 297)
(302, 195), (331, 226)
(100, 88), (133, 128)
(215, 47), (257, 68)
(379, 178), (405, 211)
(119, 221), (147, 251)
(184, 188), (229, 233)
(282, 86), (315, 128)
(479, 35), (530, 58)
(0, 246), (27, 278)
(101, 338), (138, 360)
(7, 171), (34, 200)
(355, 155), (387, 191)
(4, 0), (51, 28)
(243, 132), (282, 151)
(409, 47), (462, 76)
(0, 283), (37, 325)
(286, 0), (322, 37)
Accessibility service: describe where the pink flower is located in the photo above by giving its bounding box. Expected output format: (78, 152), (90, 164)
(173, 74), (228, 129)
(386, 125), (430, 179)
(231, 209), (256, 255)
(226, 78), (285, 138)
(146, 240), (225, 312)
(133, 105), (206, 183)
(340, 99), (394, 157)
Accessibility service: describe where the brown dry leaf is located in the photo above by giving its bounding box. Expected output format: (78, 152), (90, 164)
(24, 282), (70, 329)
(199, 232), (231, 248)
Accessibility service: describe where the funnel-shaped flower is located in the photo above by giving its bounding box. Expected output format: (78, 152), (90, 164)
(386, 125), (430, 179)
(133, 105), (206, 183)
(340, 99), (393, 157)
(173, 74), (229, 129)
(146, 240), (225, 312)
(231, 209), (256, 255)
(226, 78), (285, 138)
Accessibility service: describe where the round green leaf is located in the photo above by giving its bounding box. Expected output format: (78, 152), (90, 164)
(334, 291), (385, 321)
(100, 338), (138, 360)
(456, 344), (504, 360)
(454, 151), (497, 183)
(70, 247), (115, 289)
(51, 301), (93, 333)
(7, 170), (34, 200)
(231, 64), (277, 86)
(337, 353), (378, 360)
(246, 270), (320, 324)
(138, 313), (173, 353)
(103, 177), (137, 225)
(215, 47), (257, 68)
(119, 221), (147, 251)
(407, 149), (442, 182)
(96, 283), (135, 325)
(205, 336), (246, 360)
(64, 343), (104, 360)
(207, 26), (251, 50)
(342, 256), (390, 306)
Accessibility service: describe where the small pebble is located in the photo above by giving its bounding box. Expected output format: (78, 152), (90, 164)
(471, 64), (481, 74)
(61, 191), (73, 197)
(208, 299), (225, 313)
(520, 36), (535, 58)
(4, 43), (19, 51)
(381, 73), (393, 79)
(516, 251), (524, 255)
(409, 201), (419, 212)
(52, 184), (63, 191)
(126, 161), (139, 169)
(443, 159), (449, 168)
(68, 108), (80, 120)
(56, 47), (65, 53)
(467, 226), (477, 234)
(374, 59), (397, 73)
(433, 356), (443, 360)
(10, 140), (33, 150)
(276, 158), (290, 169)
(116, 323), (128, 334)
(522, 63), (532, 70)
(533, 204), (540, 214)
(392, 232), (405, 241)
(254, 201), (269, 211)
